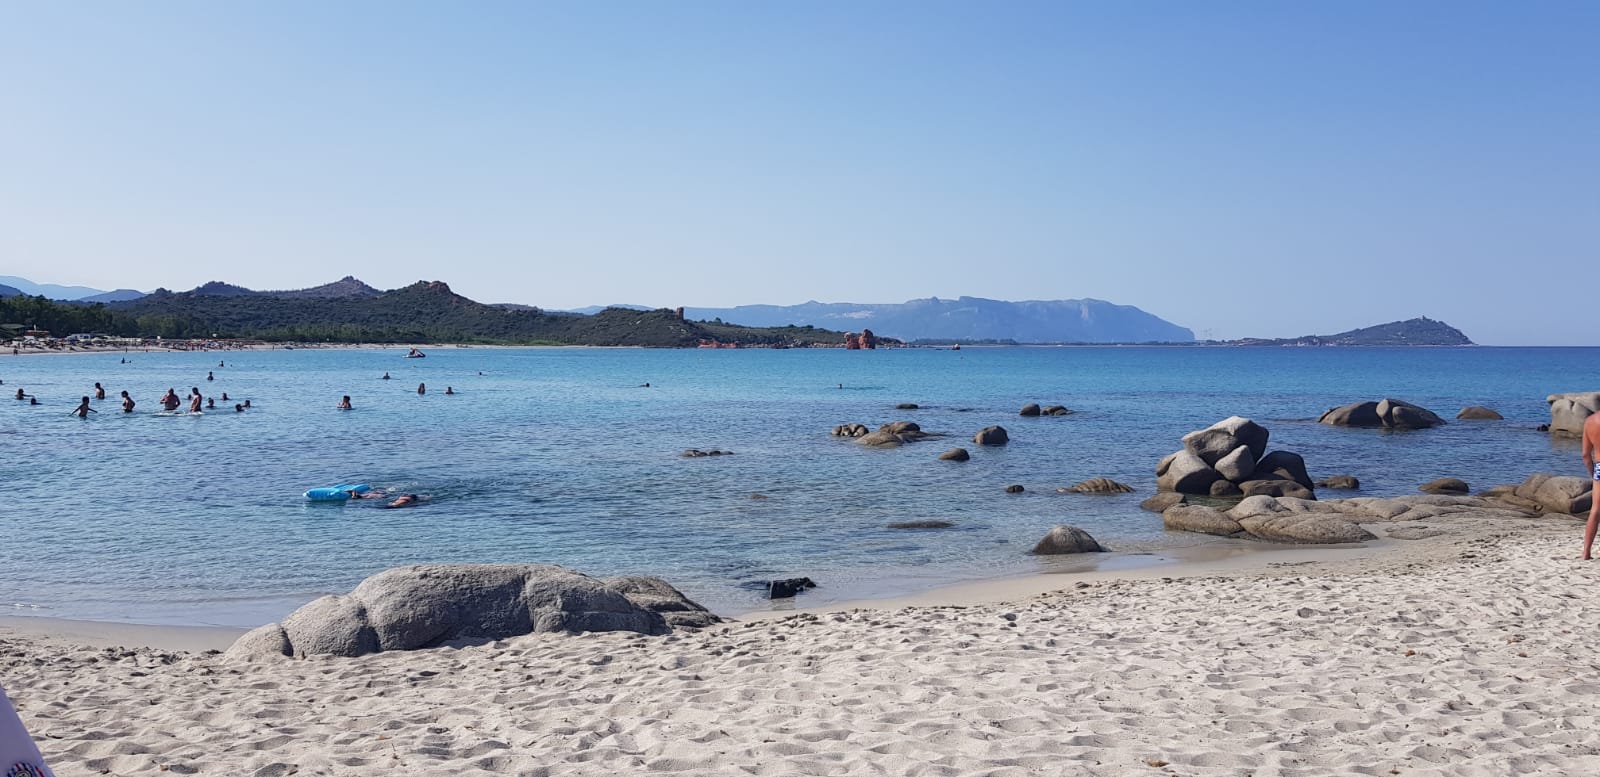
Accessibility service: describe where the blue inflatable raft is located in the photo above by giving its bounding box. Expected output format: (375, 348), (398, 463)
(304, 483), (371, 501)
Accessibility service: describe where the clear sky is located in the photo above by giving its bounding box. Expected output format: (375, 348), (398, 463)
(1, 2), (1594, 344)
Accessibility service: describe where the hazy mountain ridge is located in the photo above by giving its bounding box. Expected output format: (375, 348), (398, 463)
(0, 275), (127, 301)
(674, 296), (1195, 343)
(0, 283), (22, 298)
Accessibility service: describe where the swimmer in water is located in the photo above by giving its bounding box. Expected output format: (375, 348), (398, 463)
(385, 493), (423, 509)
(418, 383), (426, 395)
(382, 372), (390, 380)
(161, 389), (181, 411)
(243, 399), (252, 408)
(444, 387), (454, 395)
(94, 382), (106, 400)
(121, 391), (135, 413)
(70, 396), (97, 418)
(206, 397), (216, 409)
(235, 403), (244, 412)
(221, 392), (229, 401)
(337, 395), (352, 409)
(14, 388), (25, 401)
(218, 361), (225, 367)
(207, 371), (214, 381)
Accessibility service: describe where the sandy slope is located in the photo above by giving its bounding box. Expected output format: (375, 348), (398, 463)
(5, 511), (1600, 776)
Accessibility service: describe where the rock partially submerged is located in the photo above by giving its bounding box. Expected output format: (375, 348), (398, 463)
(938, 448), (970, 462)
(1031, 525), (1106, 554)
(851, 421), (940, 447)
(974, 425), (1010, 446)
(1457, 406), (1503, 420)
(1319, 398), (1444, 430)
(1060, 478), (1134, 494)
(681, 448), (733, 458)
(1419, 478), (1470, 495)
(227, 564), (716, 660)
(1546, 393), (1600, 437)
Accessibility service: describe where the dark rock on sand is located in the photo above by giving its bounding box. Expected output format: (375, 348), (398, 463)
(1031, 525), (1106, 554)
(1005, 484), (1025, 493)
(1457, 406), (1503, 420)
(1316, 476), (1361, 490)
(1419, 478), (1470, 496)
(1061, 478), (1134, 494)
(227, 564), (690, 660)
(887, 520), (955, 529)
(974, 425), (1010, 445)
(938, 447), (970, 462)
(1140, 492), (1186, 513)
(1019, 403), (1041, 417)
(768, 577), (817, 599)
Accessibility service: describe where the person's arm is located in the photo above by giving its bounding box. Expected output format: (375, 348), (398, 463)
(1584, 425), (1596, 475)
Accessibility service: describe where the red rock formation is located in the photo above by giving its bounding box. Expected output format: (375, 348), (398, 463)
(860, 329), (877, 349)
(845, 333), (862, 350)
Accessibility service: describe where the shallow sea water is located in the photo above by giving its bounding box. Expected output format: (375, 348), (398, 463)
(0, 345), (1590, 627)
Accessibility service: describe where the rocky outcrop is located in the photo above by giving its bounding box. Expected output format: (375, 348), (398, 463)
(1457, 406), (1502, 420)
(1419, 478), (1469, 495)
(1019, 403), (1041, 417)
(855, 421), (938, 447)
(1161, 493), (1547, 545)
(1061, 478), (1134, 494)
(1020, 403), (1072, 417)
(1031, 525), (1106, 554)
(1486, 473), (1593, 515)
(1546, 393), (1600, 437)
(601, 576), (722, 630)
(831, 423), (869, 438)
(226, 565), (703, 660)
(938, 448), (970, 461)
(1005, 484), (1025, 494)
(1042, 405), (1072, 416)
(974, 425), (1009, 446)
(1156, 417), (1315, 499)
(1319, 399), (1444, 430)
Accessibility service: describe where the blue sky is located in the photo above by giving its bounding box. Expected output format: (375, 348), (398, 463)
(1, 2), (1594, 344)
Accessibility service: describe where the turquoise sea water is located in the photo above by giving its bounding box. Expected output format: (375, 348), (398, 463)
(0, 345), (1590, 628)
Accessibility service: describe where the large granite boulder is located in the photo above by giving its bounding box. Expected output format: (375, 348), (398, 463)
(1547, 392), (1600, 437)
(602, 576), (722, 630)
(226, 565), (701, 660)
(1214, 445), (1257, 482)
(1156, 448), (1222, 493)
(1457, 406), (1503, 420)
(1320, 398), (1444, 430)
(974, 425), (1009, 446)
(1019, 403), (1041, 417)
(1031, 525), (1106, 554)
(1162, 496), (1376, 544)
(1234, 511), (1375, 544)
(1495, 473), (1595, 514)
(1255, 450), (1314, 490)
(1162, 504), (1242, 536)
(856, 421), (937, 447)
(1181, 416), (1270, 464)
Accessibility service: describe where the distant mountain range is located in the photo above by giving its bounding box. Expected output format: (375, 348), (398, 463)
(0, 275), (145, 302)
(570, 297), (1195, 344)
(1216, 317), (1473, 347)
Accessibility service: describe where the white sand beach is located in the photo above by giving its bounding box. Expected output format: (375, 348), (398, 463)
(5, 509), (1599, 776)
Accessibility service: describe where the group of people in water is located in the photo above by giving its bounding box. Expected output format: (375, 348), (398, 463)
(11, 373), (253, 417)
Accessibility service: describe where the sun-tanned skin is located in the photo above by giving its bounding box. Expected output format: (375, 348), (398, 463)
(1582, 413), (1600, 560)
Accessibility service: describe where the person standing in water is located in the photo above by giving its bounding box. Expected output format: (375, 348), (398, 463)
(337, 395), (352, 409)
(444, 386), (454, 395)
(93, 382), (106, 400)
(160, 389), (181, 411)
(188, 387), (203, 413)
(382, 372), (391, 380)
(70, 396), (97, 418)
(120, 391), (135, 413)
(417, 383), (426, 395)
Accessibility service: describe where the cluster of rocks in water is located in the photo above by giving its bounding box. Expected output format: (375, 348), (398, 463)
(681, 448), (734, 458)
(1546, 392), (1600, 436)
(1318, 398), (1446, 429)
(1157, 416), (1316, 500)
(1019, 403), (1072, 417)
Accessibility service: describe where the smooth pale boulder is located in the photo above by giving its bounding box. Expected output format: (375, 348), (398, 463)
(1063, 477), (1134, 494)
(1157, 449), (1222, 493)
(974, 425), (1010, 445)
(1181, 416), (1270, 465)
(1140, 492), (1185, 512)
(1214, 445), (1257, 483)
(280, 594), (379, 659)
(1419, 478), (1470, 495)
(1031, 525), (1106, 554)
(1156, 452), (1177, 477)
(1256, 450), (1314, 490)
(1019, 403), (1041, 417)
(1531, 475), (1593, 514)
(1234, 513), (1376, 544)
(1457, 406), (1503, 420)
(1162, 504), (1242, 536)
(1547, 392), (1600, 437)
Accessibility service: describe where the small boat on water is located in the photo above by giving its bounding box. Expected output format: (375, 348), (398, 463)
(405, 348), (426, 358)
